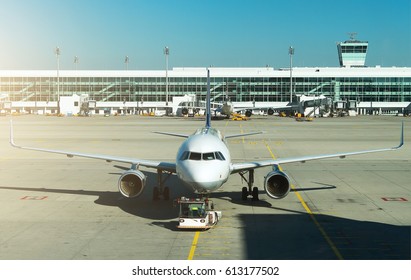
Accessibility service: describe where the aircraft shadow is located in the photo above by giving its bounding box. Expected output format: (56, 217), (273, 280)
(239, 213), (411, 260)
(0, 168), (192, 220)
(0, 168), (341, 221)
(1, 177), (409, 259)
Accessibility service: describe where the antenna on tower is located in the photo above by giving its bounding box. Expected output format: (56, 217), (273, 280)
(347, 32), (358, 41)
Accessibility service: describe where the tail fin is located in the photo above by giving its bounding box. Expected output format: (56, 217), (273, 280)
(205, 68), (211, 129)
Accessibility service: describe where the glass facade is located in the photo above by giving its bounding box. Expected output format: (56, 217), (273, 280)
(1, 69), (411, 104)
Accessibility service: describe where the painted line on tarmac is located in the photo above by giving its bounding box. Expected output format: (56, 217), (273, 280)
(263, 139), (344, 260)
(187, 231), (200, 260)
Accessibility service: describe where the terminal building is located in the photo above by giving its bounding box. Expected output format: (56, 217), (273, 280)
(1, 38), (411, 116)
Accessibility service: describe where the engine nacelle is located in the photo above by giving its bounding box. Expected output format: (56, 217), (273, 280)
(181, 108), (189, 115)
(267, 108), (274, 115)
(118, 170), (146, 198)
(264, 170), (291, 199)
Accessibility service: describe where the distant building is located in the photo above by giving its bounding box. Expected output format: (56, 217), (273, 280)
(1, 67), (410, 116)
(1, 35), (410, 116)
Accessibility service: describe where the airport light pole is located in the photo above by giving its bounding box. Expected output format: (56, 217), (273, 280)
(74, 56), (79, 70)
(74, 56), (79, 98)
(55, 47), (61, 114)
(125, 56), (129, 70)
(289, 46), (294, 103)
(164, 46), (169, 106)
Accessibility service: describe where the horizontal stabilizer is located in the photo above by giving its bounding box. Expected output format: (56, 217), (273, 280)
(153, 131), (190, 138)
(225, 131), (263, 139)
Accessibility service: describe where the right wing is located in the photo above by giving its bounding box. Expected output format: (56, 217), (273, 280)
(9, 121), (176, 173)
(231, 122), (404, 173)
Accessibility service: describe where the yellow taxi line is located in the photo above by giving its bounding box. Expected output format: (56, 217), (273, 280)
(187, 231), (200, 260)
(263, 139), (344, 260)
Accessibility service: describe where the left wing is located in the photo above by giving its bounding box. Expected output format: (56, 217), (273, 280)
(9, 121), (176, 173)
(231, 122), (404, 173)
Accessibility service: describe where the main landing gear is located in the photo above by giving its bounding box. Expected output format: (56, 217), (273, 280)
(239, 169), (259, 201)
(153, 169), (172, 200)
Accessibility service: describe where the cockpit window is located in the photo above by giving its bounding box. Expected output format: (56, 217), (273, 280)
(215, 151), (226, 161)
(180, 151), (226, 161)
(189, 152), (202, 161)
(180, 151), (190, 161)
(202, 152), (215, 160)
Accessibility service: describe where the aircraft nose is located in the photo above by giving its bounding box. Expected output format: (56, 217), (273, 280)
(179, 165), (223, 192)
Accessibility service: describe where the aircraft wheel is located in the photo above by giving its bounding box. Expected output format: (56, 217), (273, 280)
(241, 187), (248, 201)
(153, 187), (160, 200)
(252, 187), (259, 201)
(163, 187), (170, 200)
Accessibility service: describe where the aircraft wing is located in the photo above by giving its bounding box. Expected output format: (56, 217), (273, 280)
(9, 121), (176, 173)
(234, 104), (292, 113)
(231, 122), (404, 173)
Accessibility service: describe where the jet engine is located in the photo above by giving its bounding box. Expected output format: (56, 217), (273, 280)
(181, 108), (189, 115)
(118, 170), (146, 198)
(267, 108), (274, 115)
(264, 170), (290, 199)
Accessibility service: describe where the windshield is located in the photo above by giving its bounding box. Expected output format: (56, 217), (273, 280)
(180, 151), (225, 161)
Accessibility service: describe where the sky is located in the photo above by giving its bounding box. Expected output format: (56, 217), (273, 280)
(0, 0), (410, 70)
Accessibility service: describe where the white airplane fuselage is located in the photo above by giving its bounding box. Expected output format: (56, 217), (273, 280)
(221, 101), (234, 116)
(176, 127), (231, 194)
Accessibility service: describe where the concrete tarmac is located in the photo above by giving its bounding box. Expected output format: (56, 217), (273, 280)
(0, 115), (410, 260)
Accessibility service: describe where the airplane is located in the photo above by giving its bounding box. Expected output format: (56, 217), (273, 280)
(215, 94), (331, 118)
(9, 69), (404, 202)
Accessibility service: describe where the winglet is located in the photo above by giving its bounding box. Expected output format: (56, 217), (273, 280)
(394, 121), (404, 150)
(9, 120), (19, 148)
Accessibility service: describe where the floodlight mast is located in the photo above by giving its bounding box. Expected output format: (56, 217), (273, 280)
(74, 56), (79, 70)
(125, 56), (129, 70)
(55, 47), (61, 114)
(289, 46), (294, 103)
(164, 46), (169, 106)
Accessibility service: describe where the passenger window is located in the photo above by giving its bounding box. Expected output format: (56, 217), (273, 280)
(203, 152), (215, 160)
(189, 152), (201, 161)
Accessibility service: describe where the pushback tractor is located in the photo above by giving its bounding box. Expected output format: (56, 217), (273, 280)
(175, 197), (222, 230)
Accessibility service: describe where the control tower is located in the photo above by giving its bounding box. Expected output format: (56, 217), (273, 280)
(337, 33), (368, 67)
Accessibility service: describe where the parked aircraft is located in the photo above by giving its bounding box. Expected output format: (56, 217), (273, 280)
(10, 69), (404, 201)
(214, 94), (330, 118)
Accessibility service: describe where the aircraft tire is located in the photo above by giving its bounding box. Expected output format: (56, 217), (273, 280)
(163, 187), (170, 200)
(153, 187), (160, 200)
(252, 187), (259, 201)
(241, 187), (248, 201)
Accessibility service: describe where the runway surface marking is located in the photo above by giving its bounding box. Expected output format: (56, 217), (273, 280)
(187, 123), (344, 260)
(263, 139), (344, 260)
(187, 231), (200, 260)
